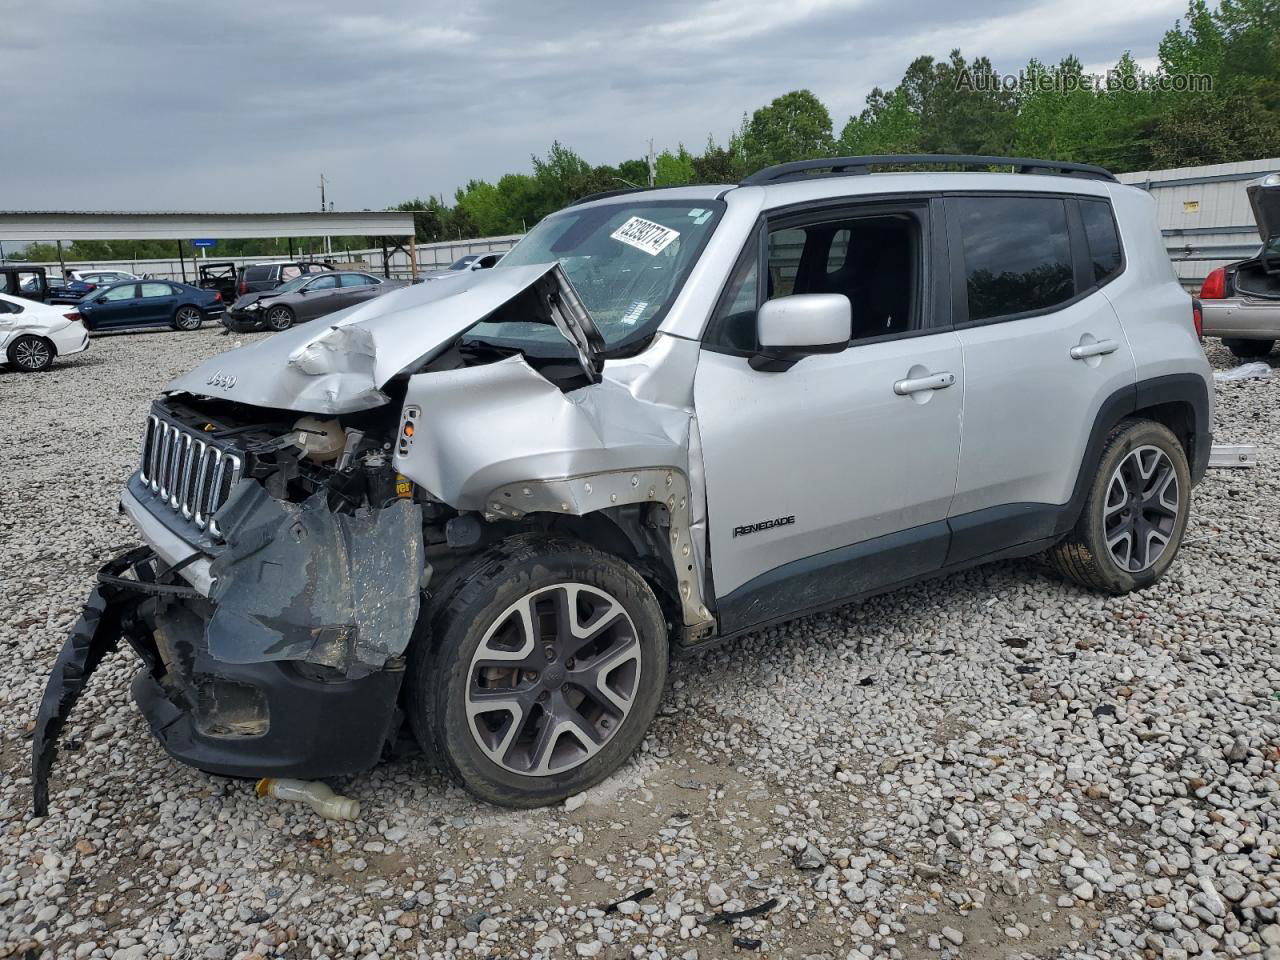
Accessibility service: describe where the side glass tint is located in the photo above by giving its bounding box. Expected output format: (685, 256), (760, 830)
(955, 196), (1075, 322)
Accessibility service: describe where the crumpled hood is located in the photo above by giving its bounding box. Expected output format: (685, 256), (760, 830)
(165, 263), (589, 414)
(230, 291), (279, 309)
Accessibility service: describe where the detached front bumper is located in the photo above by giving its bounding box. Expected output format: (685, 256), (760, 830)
(221, 310), (266, 332)
(31, 548), (406, 815)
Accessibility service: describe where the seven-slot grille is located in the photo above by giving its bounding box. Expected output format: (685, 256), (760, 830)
(138, 415), (242, 537)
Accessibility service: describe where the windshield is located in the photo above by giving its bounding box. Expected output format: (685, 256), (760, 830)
(449, 256), (479, 270)
(475, 199), (725, 353)
(273, 275), (312, 294)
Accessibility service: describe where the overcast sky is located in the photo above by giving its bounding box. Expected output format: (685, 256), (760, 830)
(2, 0), (1186, 213)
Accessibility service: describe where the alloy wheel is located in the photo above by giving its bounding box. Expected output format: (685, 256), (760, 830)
(266, 307), (293, 331)
(176, 307), (201, 330)
(14, 338), (51, 370)
(1104, 444), (1181, 572)
(464, 583), (642, 777)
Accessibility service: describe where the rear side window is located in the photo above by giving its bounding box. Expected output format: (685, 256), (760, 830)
(243, 266), (271, 281)
(1080, 199), (1123, 283)
(954, 196), (1075, 322)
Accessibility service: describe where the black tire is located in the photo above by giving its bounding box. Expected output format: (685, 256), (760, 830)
(405, 535), (668, 808)
(173, 306), (204, 331)
(7, 334), (55, 372)
(1048, 419), (1191, 594)
(264, 305), (295, 332)
(1222, 338), (1275, 359)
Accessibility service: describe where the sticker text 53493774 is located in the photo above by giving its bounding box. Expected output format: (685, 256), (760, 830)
(610, 216), (681, 256)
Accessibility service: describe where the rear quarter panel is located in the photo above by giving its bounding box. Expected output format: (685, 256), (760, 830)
(1104, 184), (1214, 420)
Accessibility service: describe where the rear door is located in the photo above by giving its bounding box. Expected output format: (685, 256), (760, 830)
(945, 193), (1135, 563)
(695, 197), (963, 633)
(338, 272), (382, 305)
(137, 281), (180, 325)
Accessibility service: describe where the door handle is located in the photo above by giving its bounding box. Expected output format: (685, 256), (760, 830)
(1070, 339), (1119, 360)
(893, 371), (955, 395)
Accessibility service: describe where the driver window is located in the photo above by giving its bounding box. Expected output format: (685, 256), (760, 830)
(768, 213), (919, 342)
(308, 275), (339, 290)
(102, 284), (138, 301)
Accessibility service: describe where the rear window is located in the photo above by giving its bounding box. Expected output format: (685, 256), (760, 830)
(243, 266), (272, 281)
(954, 196), (1076, 322)
(1080, 199), (1123, 283)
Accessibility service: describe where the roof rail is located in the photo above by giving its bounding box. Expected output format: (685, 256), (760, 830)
(741, 154), (1117, 186)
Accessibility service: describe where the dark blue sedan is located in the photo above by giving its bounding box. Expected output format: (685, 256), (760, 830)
(73, 280), (225, 333)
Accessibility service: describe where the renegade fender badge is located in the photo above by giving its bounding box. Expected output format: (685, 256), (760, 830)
(733, 515), (795, 538)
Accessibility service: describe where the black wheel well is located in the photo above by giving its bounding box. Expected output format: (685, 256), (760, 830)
(542, 508), (685, 631)
(1132, 400), (1196, 462)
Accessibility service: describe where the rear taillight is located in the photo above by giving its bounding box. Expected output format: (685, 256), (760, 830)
(238, 282), (248, 294)
(1199, 267), (1226, 300)
(84, 283), (96, 292)
(63, 312), (80, 322)
(213, 292), (222, 302)
(1191, 297), (1204, 338)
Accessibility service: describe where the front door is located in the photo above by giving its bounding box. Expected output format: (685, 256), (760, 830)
(296, 274), (340, 320)
(82, 283), (140, 330)
(694, 199), (963, 634)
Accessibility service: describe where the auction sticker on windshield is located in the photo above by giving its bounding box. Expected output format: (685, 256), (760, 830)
(610, 217), (680, 256)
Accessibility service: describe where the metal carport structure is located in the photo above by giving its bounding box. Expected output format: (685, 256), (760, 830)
(0, 210), (420, 280)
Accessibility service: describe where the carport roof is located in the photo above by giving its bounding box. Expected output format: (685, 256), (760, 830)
(0, 210), (416, 242)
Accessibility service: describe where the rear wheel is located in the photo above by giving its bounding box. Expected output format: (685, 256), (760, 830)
(1223, 337), (1275, 359)
(406, 536), (668, 808)
(1048, 419), (1190, 594)
(7, 334), (55, 372)
(173, 306), (204, 331)
(265, 305), (294, 331)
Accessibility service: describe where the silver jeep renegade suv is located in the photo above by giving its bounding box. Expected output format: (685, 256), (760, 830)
(34, 155), (1214, 812)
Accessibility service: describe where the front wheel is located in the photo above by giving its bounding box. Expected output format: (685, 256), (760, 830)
(7, 334), (55, 372)
(1222, 337), (1275, 359)
(1048, 419), (1190, 594)
(265, 305), (294, 331)
(406, 536), (669, 807)
(173, 306), (204, 331)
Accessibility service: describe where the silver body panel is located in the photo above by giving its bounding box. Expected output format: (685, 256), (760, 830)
(695, 333), (963, 596)
(948, 292), (1134, 515)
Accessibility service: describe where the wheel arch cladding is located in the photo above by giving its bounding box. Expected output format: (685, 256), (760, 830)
(1069, 374), (1211, 528)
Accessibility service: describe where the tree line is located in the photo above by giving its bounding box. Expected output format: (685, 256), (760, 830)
(19, 0), (1277, 264)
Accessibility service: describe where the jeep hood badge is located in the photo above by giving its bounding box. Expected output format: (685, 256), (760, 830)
(165, 262), (603, 415)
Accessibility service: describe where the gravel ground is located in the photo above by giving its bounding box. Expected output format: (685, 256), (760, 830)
(1, 327), (1278, 960)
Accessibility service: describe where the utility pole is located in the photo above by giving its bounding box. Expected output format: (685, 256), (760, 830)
(319, 174), (331, 258)
(647, 138), (656, 187)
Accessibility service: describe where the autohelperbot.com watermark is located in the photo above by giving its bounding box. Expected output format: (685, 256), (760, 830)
(955, 69), (1213, 94)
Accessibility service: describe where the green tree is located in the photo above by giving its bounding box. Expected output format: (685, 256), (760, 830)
(740, 90), (835, 169)
(654, 145), (696, 186)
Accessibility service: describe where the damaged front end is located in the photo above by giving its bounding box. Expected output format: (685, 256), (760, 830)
(32, 258), (715, 814)
(32, 394), (424, 814)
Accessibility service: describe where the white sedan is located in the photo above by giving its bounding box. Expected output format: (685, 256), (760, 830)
(0, 292), (90, 372)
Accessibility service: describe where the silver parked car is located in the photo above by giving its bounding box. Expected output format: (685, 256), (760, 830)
(33, 154), (1213, 813)
(1199, 172), (1280, 358)
(224, 271), (407, 332)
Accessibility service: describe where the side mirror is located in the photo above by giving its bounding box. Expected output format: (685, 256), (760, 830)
(751, 294), (851, 372)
